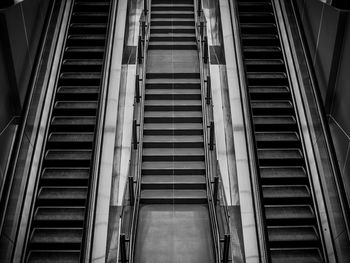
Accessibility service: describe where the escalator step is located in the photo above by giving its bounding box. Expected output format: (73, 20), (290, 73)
(143, 135), (203, 148)
(270, 248), (323, 263)
(262, 185), (311, 204)
(29, 228), (83, 249)
(260, 166), (307, 183)
(268, 226), (319, 246)
(47, 132), (94, 148)
(145, 89), (201, 100)
(255, 132), (300, 148)
(33, 207), (85, 227)
(27, 251), (80, 263)
(41, 168), (90, 186)
(265, 205), (315, 225)
(37, 187), (88, 205)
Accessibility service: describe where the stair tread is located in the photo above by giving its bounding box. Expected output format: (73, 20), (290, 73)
(142, 175), (206, 184)
(265, 205), (315, 221)
(143, 148), (204, 156)
(34, 207), (85, 222)
(143, 135), (203, 142)
(42, 168), (90, 180)
(142, 161), (205, 170)
(141, 189), (207, 199)
(268, 226), (319, 242)
(30, 228), (83, 244)
(263, 185), (310, 199)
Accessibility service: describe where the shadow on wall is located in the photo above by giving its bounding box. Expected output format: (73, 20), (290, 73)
(0, 0), (50, 215)
(296, 0), (350, 206)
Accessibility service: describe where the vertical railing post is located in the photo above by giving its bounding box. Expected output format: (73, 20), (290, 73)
(222, 234), (230, 263)
(120, 234), (127, 263)
(200, 20), (204, 42)
(203, 36), (208, 64)
(213, 176), (219, 206)
(129, 176), (135, 204)
(144, 0), (148, 15)
(135, 74), (141, 103)
(209, 121), (214, 150)
(138, 35), (143, 64)
(197, 0), (202, 17)
(132, 120), (138, 149)
(142, 20), (146, 41)
(206, 76), (211, 105)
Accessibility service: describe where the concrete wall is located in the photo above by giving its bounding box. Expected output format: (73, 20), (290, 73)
(295, 0), (350, 206)
(0, 0), (50, 199)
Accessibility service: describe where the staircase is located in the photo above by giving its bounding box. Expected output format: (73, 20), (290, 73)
(133, 0), (215, 262)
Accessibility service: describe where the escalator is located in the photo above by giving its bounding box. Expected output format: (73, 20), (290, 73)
(236, 1), (325, 262)
(132, 0), (216, 262)
(23, 0), (112, 261)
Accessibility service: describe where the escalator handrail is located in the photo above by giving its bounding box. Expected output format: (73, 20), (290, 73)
(227, 0), (270, 262)
(288, 0), (350, 245)
(82, 0), (119, 261)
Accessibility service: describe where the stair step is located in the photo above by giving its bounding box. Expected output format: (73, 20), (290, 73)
(41, 168), (90, 186)
(243, 46), (282, 59)
(45, 150), (91, 166)
(148, 41), (197, 50)
(245, 59), (284, 71)
(255, 132), (300, 148)
(57, 86), (100, 100)
(48, 132), (94, 148)
(70, 23), (107, 34)
(142, 175), (206, 189)
(265, 205), (315, 225)
(249, 86), (290, 100)
(143, 123), (203, 135)
(145, 89), (201, 100)
(151, 4), (194, 11)
(30, 228), (83, 249)
(247, 72), (288, 85)
(251, 101), (294, 115)
(144, 111), (202, 123)
(257, 149), (303, 165)
(268, 226), (319, 246)
(240, 23), (277, 34)
(145, 100), (201, 111)
(27, 251), (80, 263)
(253, 115), (297, 131)
(33, 207), (85, 227)
(262, 185), (311, 204)
(270, 248), (323, 263)
(143, 148), (204, 161)
(151, 18), (195, 26)
(259, 166), (307, 184)
(37, 187), (87, 205)
(151, 11), (194, 19)
(51, 116), (96, 132)
(142, 161), (205, 175)
(54, 101), (98, 115)
(140, 189), (207, 204)
(150, 33), (196, 42)
(143, 135), (203, 148)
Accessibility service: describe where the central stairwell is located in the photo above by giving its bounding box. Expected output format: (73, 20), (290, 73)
(133, 0), (215, 262)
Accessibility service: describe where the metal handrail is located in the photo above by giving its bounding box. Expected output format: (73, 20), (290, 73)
(119, 1), (151, 262)
(195, 1), (231, 262)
